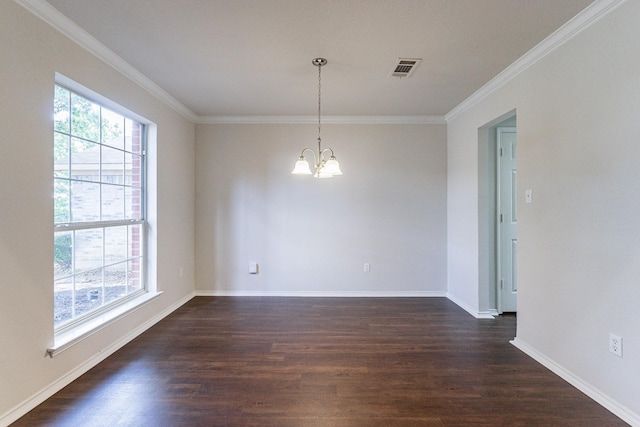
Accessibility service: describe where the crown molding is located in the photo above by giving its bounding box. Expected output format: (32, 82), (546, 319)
(12, 0), (443, 127)
(196, 115), (446, 125)
(17, 0), (622, 126)
(445, 0), (626, 122)
(14, 0), (198, 123)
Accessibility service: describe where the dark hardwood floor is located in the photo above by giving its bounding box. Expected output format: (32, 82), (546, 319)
(14, 297), (626, 426)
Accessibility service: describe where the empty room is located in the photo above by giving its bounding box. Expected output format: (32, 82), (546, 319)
(1, 0), (638, 425)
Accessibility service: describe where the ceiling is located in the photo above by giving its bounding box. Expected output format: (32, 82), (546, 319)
(44, 0), (594, 118)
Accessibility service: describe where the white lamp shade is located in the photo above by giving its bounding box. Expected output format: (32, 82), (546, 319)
(292, 158), (312, 175)
(323, 158), (342, 175)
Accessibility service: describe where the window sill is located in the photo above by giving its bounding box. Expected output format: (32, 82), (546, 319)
(47, 291), (163, 358)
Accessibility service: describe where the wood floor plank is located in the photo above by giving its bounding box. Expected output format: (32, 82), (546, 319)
(13, 297), (627, 426)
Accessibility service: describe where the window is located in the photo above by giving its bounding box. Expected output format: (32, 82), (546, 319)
(53, 84), (146, 331)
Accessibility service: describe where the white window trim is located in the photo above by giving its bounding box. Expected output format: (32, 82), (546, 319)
(52, 73), (158, 354)
(47, 291), (163, 357)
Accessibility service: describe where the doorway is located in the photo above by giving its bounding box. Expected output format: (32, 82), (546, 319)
(477, 112), (517, 317)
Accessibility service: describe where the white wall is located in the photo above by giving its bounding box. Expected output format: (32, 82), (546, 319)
(195, 123), (447, 296)
(447, 0), (640, 421)
(0, 1), (195, 423)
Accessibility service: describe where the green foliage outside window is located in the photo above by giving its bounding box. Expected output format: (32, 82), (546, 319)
(54, 233), (72, 272)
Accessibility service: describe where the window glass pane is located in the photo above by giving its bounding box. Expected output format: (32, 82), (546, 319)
(124, 187), (133, 219)
(124, 152), (133, 186)
(127, 259), (142, 293)
(70, 138), (100, 182)
(102, 145), (125, 184)
(54, 86), (70, 134)
(102, 184), (125, 220)
(54, 133), (70, 178)
(124, 118), (143, 154)
(105, 262), (127, 304)
(124, 187), (143, 220)
(75, 268), (103, 318)
(54, 277), (73, 326)
(129, 224), (143, 259)
(54, 179), (70, 223)
(126, 153), (143, 188)
(71, 181), (101, 222)
(104, 226), (127, 264)
(102, 108), (125, 150)
(71, 93), (100, 142)
(74, 229), (103, 273)
(54, 231), (73, 279)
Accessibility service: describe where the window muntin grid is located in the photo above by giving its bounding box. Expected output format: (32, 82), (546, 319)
(53, 84), (146, 330)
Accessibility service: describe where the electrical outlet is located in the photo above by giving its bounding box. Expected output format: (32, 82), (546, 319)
(609, 333), (623, 357)
(179, 267), (184, 278)
(363, 263), (370, 273)
(249, 262), (259, 274)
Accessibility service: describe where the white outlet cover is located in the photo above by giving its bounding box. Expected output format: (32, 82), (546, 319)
(249, 262), (259, 274)
(609, 333), (623, 357)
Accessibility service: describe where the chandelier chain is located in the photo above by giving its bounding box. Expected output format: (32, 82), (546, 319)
(317, 62), (322, 142)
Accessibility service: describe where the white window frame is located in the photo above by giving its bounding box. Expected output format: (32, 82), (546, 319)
(49, 74), (159, 357)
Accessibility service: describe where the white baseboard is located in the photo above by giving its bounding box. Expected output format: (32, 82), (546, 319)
(194, 290), (448, 298)
(446, 293), (495, 319)
(0, 292), (196, 427)
(195, 290), (501, 322)
(511, 337), (639, 426)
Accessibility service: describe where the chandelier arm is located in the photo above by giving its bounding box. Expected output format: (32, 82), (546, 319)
(300, 147), (319, 168)
(320, 147), (334, 158)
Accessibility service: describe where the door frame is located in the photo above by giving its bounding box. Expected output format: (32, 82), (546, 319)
(476, 111), (516, 317)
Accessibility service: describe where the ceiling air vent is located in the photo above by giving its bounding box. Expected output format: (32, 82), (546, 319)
(389, 58), (422, 78)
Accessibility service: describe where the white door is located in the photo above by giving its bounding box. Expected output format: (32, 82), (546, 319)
(498, 127), (517, 313)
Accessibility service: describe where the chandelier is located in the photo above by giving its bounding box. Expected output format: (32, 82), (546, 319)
(291, 58), (342, 178)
